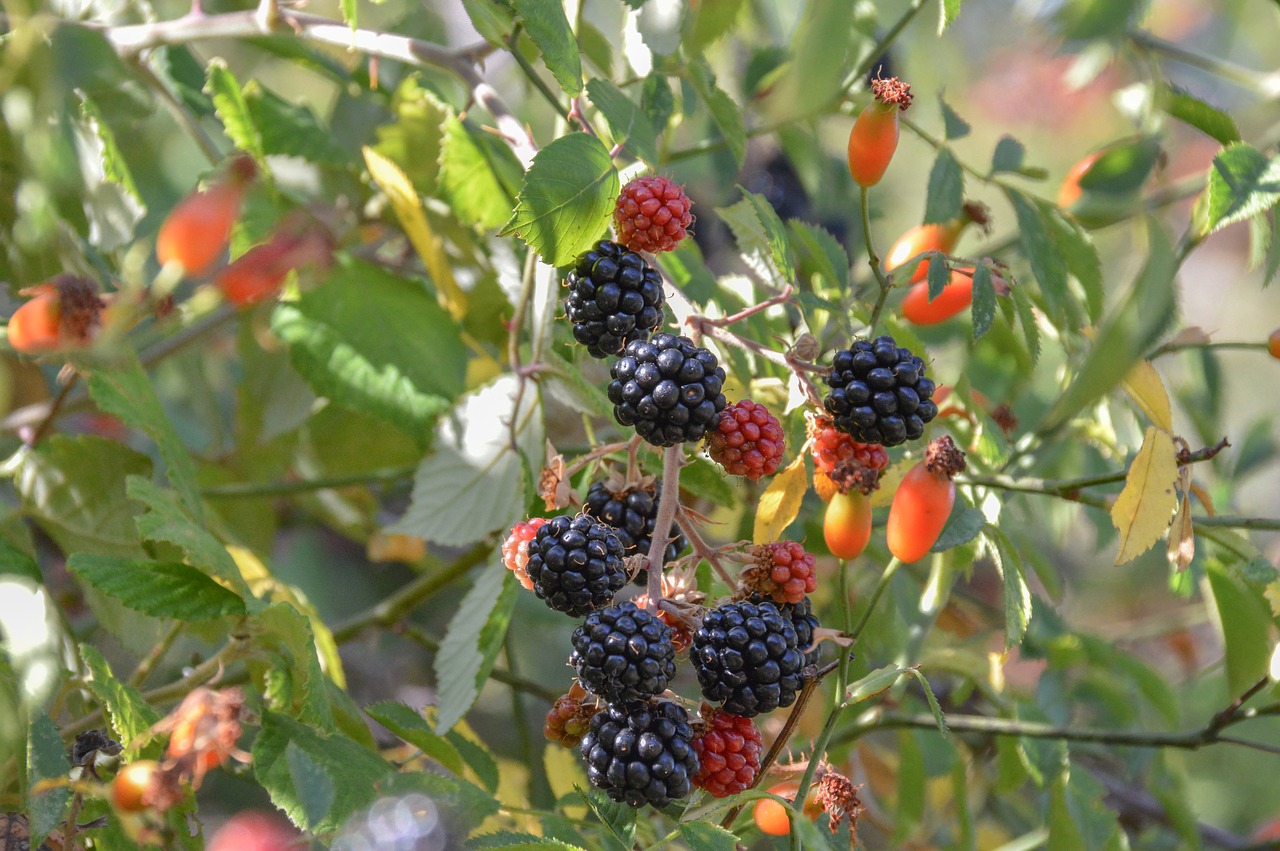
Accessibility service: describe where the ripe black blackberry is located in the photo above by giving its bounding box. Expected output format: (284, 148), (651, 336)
(571, 602), (676, 703)
(823, 335), (938, 447)
(583, 479), (687, 584)
(565, 240), (666, 358)
(524, 515), (627, 617)
(608, 333), (727, 447)
(580, 700), (699, 808)
(690, 599), (805, 717)
(751, 594), (820, 656)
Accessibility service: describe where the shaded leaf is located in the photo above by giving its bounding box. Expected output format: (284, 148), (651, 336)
(906, 669), (949, 737)
(1111, 427), (1179, 565)
(251, 603), (333, 730)
(688, 61), (746, 168)
(586, 78), (658, 165)
(440, 116), (522, 230)
(971, 264), (995, 339)
(924, 148), (964, 224)
(987, 527), (1032, 647)
(579, 785), (636, 847)
(679, 822), (740, 851)
(845, 665), (909, 705)
(932, 507), (986, 552)
(1160, 87), (1240, 145)
(1006, 191), (1068, 322)
(434, 564), (518, 734)
(246, 84), (351, 164)
(992, 136), (1026, 174)
(469, 832), (586, 850)
(286, 742), (335, 828)
(365, 702), (464, 775)
(1205, 560), (1273, 696)
(718, 191), (795, 288)
(512, 0), (582, 96)
(79, 645), (161, 747)
(939, 95), (971, 140)
(26, 713), (69, 849)
(0, 535), (42, 583)
(753, 455), (808, 544)
(67, 554), (246, 621)
(128, 477), (251, 596)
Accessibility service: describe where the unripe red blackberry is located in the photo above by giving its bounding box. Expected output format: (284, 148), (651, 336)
(571, 602), (677, 704)
(501, 517), (548, 591)
(691, 707), (762, 798)
(565, 240), (667, 358)
(690, 599), (804, 717)
(524, 515), (628, 617)
(544, 684), (600, 748)
(706, 399), (785, 480)
(580, 700), (699, 808)
(811, 418), (889, 477)
(744, 541), (817, 605)
(613, 175), (693, 254)
(823, 336), (937, 447)
(608, 333), (728, 447)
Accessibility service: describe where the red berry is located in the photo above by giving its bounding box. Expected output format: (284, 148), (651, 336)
(7, 275), (106, 354)
(207, 811), (301, 851)
(157, 155), (255, 277)
(707, 400), (785, 480)
(613, 175), (693, 254)
(215, 215), (333, 307)
(749, 541), (817, 605)
(901, 271), (974, 325)
(502, 518), (549, 591)
(847, 77), (912, 188)
(543, 683), (600, 747)
(691, 707), (762, 798)
(824, 490), (872, 561)
(886, 436), (966, 564)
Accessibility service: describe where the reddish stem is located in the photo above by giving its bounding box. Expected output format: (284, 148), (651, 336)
(644, 445), (683, 612)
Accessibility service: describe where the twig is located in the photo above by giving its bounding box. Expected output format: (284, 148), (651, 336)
(861, 186), (894, 334)
(674, 508), (737, 588)
(644, 446), (683, 612)
(128, 621), (184, 688)
(701, 284), (794, 328)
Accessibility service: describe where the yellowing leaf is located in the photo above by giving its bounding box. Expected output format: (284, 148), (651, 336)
(1111, 427), (1180, 564)
(1166, 493), (1194, 572)
(1265, 581), (1280, 618)
(363, 146), (468, 321)
(1121, 360), (1172, 431)
(753, 454), (808, 543)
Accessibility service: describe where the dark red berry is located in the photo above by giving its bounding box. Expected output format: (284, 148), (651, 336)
(745, 541), (817, 605)
(613, 175), (693, 254)
(706, 400), (785, 480)
(501, 518), (548, 591)
(691, 707), (762, 798)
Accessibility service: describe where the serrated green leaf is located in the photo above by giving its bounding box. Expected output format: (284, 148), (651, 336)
(389, 375), (543, 546)
(1043, 207), (1104, 322)
(26, 713), (69, 849)
(1007, 190), (1069, 323)
(939, 94), (970, 140)
(286, 741), (335, 828)
(469, 832), (586, 850)
(13, 436), (151, 557)
(788, 220), (849, 294)
(579, 785), (636, 847)
(365, 702), (464, 775)
(543, 349), (614, 416)
(434, 564), (517, 734)
(678, 456), (738, 508)
(1011, 284), (1041, 364)
(80, 644), (161, 746)
(987, 527), (1032, 647)
(67, 554), (245, 621)
(992, 136), (1026, 174)
(688, 61), (746, 168)
(500, 134), (618, 266)
(446, 726), (500, 792)
(461, 0), (516, 44)
(586, 78), (658, 165)
(907, 669), (949, 737)
(127, 477), (252, 597)
(641, 71), (674, 133)
(679, 821), (740, 851)
(1160, 87), (1239, 145)
(926, 252), (950, 301)
(939, 0), (964, 32)
(375, 80), (449, 194)
(244, 83), (352, 164)
(971, 265), (995, 339)
(79, 95), (141, 199)
(932, 507), (986, 552)
(683, 0), (745, 53)
(271, 256), (465, 446)
(254, 712), (391, 832)
(440, 116), (522, 229)
(204, 59), (263, 159)
(1202, 143), (1280, 234)
(252, 603), (333, 730)
(924, 148), (964, 224)
(512, 0), (582, 96)
(718, 191), (796, 287)
(1206, 560), (1272, 696)
(87, 352), (203, 520)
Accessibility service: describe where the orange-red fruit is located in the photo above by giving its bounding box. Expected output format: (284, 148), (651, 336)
(753, 781), (823, 836)
(7, 275), (105, 354)
(847, 77), (912, 188)
(1268, 328), (1280, 360)
(901, 271), (974, 325)
(502, 518), (549, 591)
(691, 709), (762, 798)
(824, 490), (872, 561)
(811, 424), (888, 478)
(156, 158), (255, 277)
(7, 292), (63, 353)
(207, 811), (302, 851)
(613, 175), (693, 254)
(886, 462), (955, 563)
(214, 220), (333, 307)
(707, 400), (785, 480)
(885, 223), (964, 284)
(111, 760), (161, 813)
(1056, 151), (1101, 209)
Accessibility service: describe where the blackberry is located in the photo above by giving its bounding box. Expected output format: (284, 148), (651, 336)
(690, 600), (804, 717)
(524, 515), (627, 617)
(571, 602), (676, 704)
(565, 240), (666, 358)
(823, 336), (937, 447)
(747, 594), (819, 655)
(614, 175), (694, 254)
(608, 333), (728, 447)
(583, 479), (687, 585)
(706, 399), (786, 480)
(580, 700), (699, 808)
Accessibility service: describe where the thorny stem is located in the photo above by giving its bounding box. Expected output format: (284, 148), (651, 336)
(674, 508), (737, 588)
(506, 28), (572, 122)
(687, 318), (825, 405)
(701, 284), (795, 328)
(562, 437), (638, 480)
(27, 373), (78, 447)
(644, 446), (683, 612)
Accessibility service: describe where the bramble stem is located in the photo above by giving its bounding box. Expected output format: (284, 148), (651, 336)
(862, 186), (893, 334)
(128, 621), (184, 688)
(201, 466), (417, 498)
(644, 445), (683, 612)
(674, 508), (737, 588)
(850, 557), (902, 642)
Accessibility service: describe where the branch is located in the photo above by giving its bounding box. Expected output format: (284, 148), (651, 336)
(644, 446), (683, 612)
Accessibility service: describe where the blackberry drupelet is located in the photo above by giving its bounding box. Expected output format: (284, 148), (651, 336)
(608, 333), (728, 447)
(583, 479), (687, 584)
(823, 335), (937, 447)
(747, 594), (819, 655)
(565, 240), (666, 358)
(581, 700), (699, 808)
(571, 602), (677, 704)
(691, 600), (804, 717)
(524, 515), (627, 617)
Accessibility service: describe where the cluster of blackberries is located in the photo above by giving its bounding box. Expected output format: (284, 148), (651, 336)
(823, 335), (937, 447)
(583, 479), (687, 584)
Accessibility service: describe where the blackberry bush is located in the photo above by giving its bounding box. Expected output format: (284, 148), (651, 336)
(823, 335), (938, 446)
(690, 599), (805, 717)
(608, 333), (728, 447)
(580, 700), (699, 809)
(524, 515), (628, 617)
(571, 602), (676, 704)
(565, 240), (666, 358)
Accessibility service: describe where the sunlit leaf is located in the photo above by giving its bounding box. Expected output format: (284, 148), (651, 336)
(435, 564), (518, 734)
(1111, 427), (1179, 564)
(1120, 360), (1172, 431)
(1201, 143), (1280, 234)
(67, 554), (246, 621)
(753, 455), (808, 543)
(512, 0), (583, 96)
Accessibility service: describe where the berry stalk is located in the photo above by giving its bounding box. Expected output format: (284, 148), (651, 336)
(645, 444), (683, 612)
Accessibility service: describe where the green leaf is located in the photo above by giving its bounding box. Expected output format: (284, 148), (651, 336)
(1007, 191), (1071, 323)
(26, 713), (69, 849)
(440, 116), (522, 230)
(987, 527), (1032, 647)
(271, 256), (465, 446)
(390, 375), (543, 546)
(204, 59), (264, 159)
(1038, 219), (1177, 435)
(499, 133), (618, 266)
(252, 603), (333, 730)
(586, 78), (658, 165)
(512, 0), (582, 97)
(1011, 284), (1041, 364)
(1042, 207), (1104, 323)
(446, 728), (501, 793)
(1053, 0), (1144, 41)
(683, 0), (745, 53)
(579, 785), (636, 847)
(253, 712), (391, 833)
(939, 94), (971, 140)
(75, 97), (145, 252)
(434, 564), (518, 734)
(718, 190), (796, 286)
(845, 665), (909, 705)
(971, 266), (995, 339)
(1076, 136), (1161, 195)
(1205, 560), (1272, 696)
(926, 252), (950, 301)
(0, 536), (42, 583)
(688, 61), (746, 168)
(1202, 143), (1280, 234)
(244, 83), (352, 165)
(13, 436), (151, 557)
(79, 645), (161, 747)
(788, 220), (850, 294)
(1160, 87), (1240, 145)
(641, 71), (674, 133)
(365, 702), (464, 775)
(907, 669), (949, 737)
(542, 349), (614, 416)
(939, 0), (964, 33)
(461, 0), (516, 44)
(932, 507), (986, 552)
(678, 456), (738, 508)
(679, 821), (741, 851)
(87, 352), (203, 520)
(469, 832), (586, 851)
(924, 148), (964, 224)
(286, 741), (336, 828)
(67, 554), (245, 621)
(992, 136), (1027, 174)
(758, 0), (855, 124)
(127, 477), (252, 597)
(339, 0), (356, 28)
